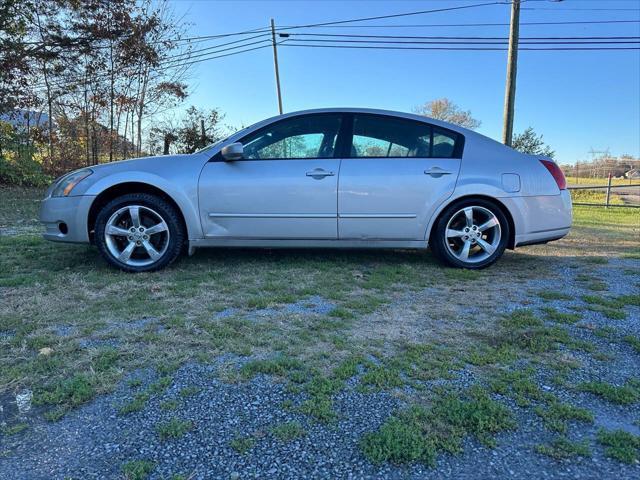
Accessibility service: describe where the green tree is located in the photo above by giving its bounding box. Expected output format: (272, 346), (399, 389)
(177, 106), (224, 153)
(512, 127), (555, 158)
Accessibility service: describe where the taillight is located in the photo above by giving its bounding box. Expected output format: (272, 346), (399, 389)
(540, 159), (566, 190)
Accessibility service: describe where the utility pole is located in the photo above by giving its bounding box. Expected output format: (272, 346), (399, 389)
(501, 0), (520, 146)
(270, 18), (283, 114)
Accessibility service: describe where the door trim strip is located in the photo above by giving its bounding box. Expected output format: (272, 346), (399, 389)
(338, 213), (417, 219)
(208, 213), (335, 218)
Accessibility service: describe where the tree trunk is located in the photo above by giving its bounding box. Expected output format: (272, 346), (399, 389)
(136, 67), (149, 157)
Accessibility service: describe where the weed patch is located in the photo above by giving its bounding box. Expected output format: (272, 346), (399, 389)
(597, 428), (640, 464)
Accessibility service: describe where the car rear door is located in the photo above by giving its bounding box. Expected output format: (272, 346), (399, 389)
(198, 113), (343, 239)
(337, 113), (463, 240)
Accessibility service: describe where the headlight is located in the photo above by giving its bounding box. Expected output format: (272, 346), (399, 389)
(51, 169), (93, 197)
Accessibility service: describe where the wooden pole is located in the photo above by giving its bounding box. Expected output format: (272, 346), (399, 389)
(502, 0), (520, 146)
(271, 18), (283, 115)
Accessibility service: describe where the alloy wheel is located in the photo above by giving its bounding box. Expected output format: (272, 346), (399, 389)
(444, 205), (502, 264)
(104, 205), (170, 267)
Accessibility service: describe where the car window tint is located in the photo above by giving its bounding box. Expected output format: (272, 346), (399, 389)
(351, 115), (431, 158)
(432, 130), (457, 158)
(241, 114), (342, 160)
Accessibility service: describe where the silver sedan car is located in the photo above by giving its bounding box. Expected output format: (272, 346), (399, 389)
(40, 108), (572, 272)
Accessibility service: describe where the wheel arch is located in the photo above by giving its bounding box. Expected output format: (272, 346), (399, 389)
(427, 194), (516, 250)
(87, 182), (189, 243)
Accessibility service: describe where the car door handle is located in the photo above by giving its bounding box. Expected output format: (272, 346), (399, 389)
(424, 167), (453, 178)
(306, 168), (335, 179)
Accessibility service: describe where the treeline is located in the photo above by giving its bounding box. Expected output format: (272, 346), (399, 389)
(560, 155), (640, 179)
(0, 0), (224, 186)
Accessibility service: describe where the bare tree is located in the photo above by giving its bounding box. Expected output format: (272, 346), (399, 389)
(414, 98), (481, 130)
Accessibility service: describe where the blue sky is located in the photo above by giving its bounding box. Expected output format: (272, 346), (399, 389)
(165, 0), (640, 164)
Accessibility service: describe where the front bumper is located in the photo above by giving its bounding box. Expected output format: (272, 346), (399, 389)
(39, 195), (96, 243)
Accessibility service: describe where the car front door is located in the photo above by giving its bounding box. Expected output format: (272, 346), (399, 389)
(198, 113), (343, 239)
(338, 113), (463, 240)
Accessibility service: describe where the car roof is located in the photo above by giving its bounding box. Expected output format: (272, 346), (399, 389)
(265, 107), (474, 136)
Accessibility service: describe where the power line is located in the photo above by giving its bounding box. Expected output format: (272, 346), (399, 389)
(284, 38), (640, 46)
(31, 39), (274, 91)
(276, 20), (640, 29)
(282, 33), (640, 40)
(280, 2), (509, 30)
(280, 43), (640, 52)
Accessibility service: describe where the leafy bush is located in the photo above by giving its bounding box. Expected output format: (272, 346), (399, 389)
(0, 154), (51, 187)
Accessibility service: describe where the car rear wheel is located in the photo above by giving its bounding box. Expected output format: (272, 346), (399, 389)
(430, 199), (509, 269)
(94, 193), (185, 272)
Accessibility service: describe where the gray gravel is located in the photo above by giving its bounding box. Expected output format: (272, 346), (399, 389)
(1, 258), (639, 479)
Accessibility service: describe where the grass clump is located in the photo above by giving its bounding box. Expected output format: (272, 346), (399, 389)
(179, 386), (200, 398)
(359, 365), (404, 391)
(577, 380), (640, 405)
(298, 396), (336, 424)
(596, 428), (640, 464)
(230, 434), (256, 454)
(159, 399), (180, 411)
(541, 307), (581, 325)
(623, 335), (640, 354)
(270, 421), (306, 442)
(466, 345), (517, 366)
(1, 423), (28, 435)
(535, 436), (591, 460)
(497, 309), (571, 354)
(35, 373), (96, 419)
(535, 401), (593, 433)
(489, 368), (546, 407)
(537, 291), (571, 301)
(121, 460), (155, 480)
(361, 386), (515, 465)
(119, 392), (151, 415)
(240, 356), (306, 380)
(156, 417), (193, 440)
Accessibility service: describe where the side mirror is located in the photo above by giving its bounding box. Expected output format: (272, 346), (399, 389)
(221, 142), (243, 161)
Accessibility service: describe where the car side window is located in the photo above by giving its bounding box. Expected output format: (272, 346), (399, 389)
(240, 114), (342, 160)
(432, 129), (457, 158)
(350, 114), (432, 158)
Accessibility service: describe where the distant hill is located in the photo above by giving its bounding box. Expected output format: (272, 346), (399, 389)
(0, 109), (50, 130)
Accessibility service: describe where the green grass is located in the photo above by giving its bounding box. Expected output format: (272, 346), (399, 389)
(156, 417), (193, 440)
(361, 386), (516, 465)
(1, 423), (28, 435)
(119, 392), (151, 415)
(489, 368), (547, 407)
(623, 335), (640, 354)
(230, 434), (257, 454)
(121, 459), (155, 480)
(541, 307), (581, 325)
(270, 421), (306, 442)
(596, 428), (640, 464)
(178, 386), (200, 398)
(537, 291), (571, 301)
(535, 436), (591, 460)
(496, 309), (573, 354)
(577, 380), (640, 405)
(160, 399), (180, 411)
(535, 401), (593, 433)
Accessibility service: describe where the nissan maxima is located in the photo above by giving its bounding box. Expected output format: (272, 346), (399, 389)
(39, 108), (572, 272)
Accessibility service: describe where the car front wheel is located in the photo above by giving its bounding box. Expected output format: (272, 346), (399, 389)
(430, 199), (509, 269)
(94, 193), (185, 272)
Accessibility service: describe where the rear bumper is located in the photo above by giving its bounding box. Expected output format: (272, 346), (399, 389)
(510, 190), (572, 247)
(39, 195), (95, 243)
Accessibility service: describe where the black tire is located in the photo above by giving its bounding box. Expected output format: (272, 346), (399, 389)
(94, 193), (185, 272)
(430, 198), (510, 269)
